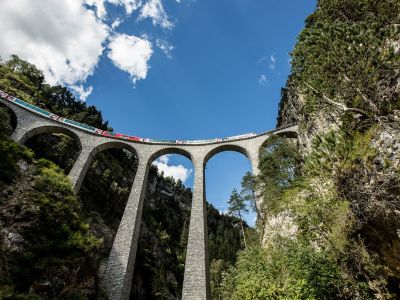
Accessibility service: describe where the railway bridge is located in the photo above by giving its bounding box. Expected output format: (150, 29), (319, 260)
(0, 93), (297, 300)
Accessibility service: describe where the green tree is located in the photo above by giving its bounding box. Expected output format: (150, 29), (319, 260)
(259, 135), (301, 214)
(227, 189), (248, 248)
(240, 172), (259, 219)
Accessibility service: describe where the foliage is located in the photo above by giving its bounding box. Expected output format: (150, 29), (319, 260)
(0, 56), (134, 297)
(25, 133), (81, 173)
(291, 0), (400, 120)
(25, 159), (101, 253)
(227, 189), (248, 218)
(240, 172), (259, 219)
(0, 55), (110, 130)
(222, 129), (399, 297)
(222, 242), (343, 300)
(0, 109), (34, 190)
(0, 55), (245, 299)
(259, 135), (302, 214)
(79, 148), (138, 230)
(131, 167), (191, 299)
(210, 259), (231, 300)
(132, 166), (245, 299)
(0, 105), (15, 137)
(227, 189), (248, 248)
(208, 203), (244, 265)
(0, 138), (101, 298)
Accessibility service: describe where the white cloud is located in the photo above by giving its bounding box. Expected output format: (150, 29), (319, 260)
(107, 33), (153, 84)
(70, 84), (93, 101)
(0, 0), (108, 86)
(156, 39), (174, 58)
(85, 0), (141, 19)
(158, 154), (170, 164)
(139, 0), (173, 29)
(85, 0), (107, 19)
(269, 54), (276, 70)
(111, 18), (122, 29)
(152, 155), (192, 183)
(258, 74), (268, 86)
(0, 0), (178, 93)
(108, 0), (142, 14)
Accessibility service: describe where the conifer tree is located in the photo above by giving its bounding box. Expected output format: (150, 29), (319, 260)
(227, 189), (248, 248)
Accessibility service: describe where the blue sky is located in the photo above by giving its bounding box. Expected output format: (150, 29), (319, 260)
(0, 0), (316, 226)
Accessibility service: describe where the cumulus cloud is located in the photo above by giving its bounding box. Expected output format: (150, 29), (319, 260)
(0, 0), (108, 87)
(152, 155), (192, 183)
(70, 84), (94, 101)
(107, 33), (153, 84)
(258, 74), (268, 86)
(139, 0), (173, 29)
(0, 0), (177, 93)
(85, 0), (107, 19)
(156, 39), (174, 58)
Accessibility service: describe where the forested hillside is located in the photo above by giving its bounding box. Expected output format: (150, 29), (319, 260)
(0, 57), (245, 299)
(2, 0), (399, 298)
(217, 0), (400, 299)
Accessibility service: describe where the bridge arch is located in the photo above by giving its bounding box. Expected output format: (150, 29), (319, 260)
(148, 147), (193, 165)
(273, 126), (298, 138)
(258, 129), (298, 159)
(89, 140), (139, 160)
(20, 124), (83, 174)
(20, 124), (82, 149)
(71, 139), (139, 193)
(204, 144), (249, 165)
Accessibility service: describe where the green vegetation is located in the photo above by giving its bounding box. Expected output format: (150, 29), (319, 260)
(0, 56), (243, 299)
(131, 165), (245, 299)
(131, 168), (192, 299)
(0, 109), (101, 298)
(227, 189), (248, 248)
(1, 0), (400, 297)
(216, 0), (400, 298)
(0, 55), (109, 129)
(291, 0), (400, 120)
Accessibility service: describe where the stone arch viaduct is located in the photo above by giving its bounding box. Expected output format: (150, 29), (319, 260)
(0, 96), (297, 300)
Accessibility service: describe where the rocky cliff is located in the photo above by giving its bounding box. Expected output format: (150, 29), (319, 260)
(265, 0), (400, 297)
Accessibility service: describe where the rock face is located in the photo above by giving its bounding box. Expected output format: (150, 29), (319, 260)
(273, 75), (400, 296)
(276, 83), (303, 128)
(277, 83), (340, 154)
(0, 158), (105, 299)
(262, 211), (298, 247)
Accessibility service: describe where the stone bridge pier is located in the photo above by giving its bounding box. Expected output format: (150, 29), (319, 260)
(0, 96), (297, 300)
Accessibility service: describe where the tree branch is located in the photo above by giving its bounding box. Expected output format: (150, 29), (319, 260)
(304, 83), (369, 117)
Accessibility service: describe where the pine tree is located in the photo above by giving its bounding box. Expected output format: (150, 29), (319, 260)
(227, 189), (248, 248)
(240, 172), (260, 219)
